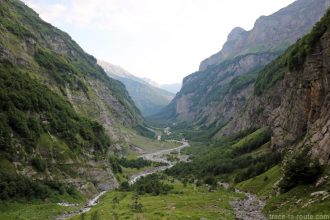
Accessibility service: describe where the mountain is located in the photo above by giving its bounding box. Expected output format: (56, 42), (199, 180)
(159, 83), (182, 94)
(98, 60), (174, 116)
(138, 77), (181, 94)
(98, 61), (142, 82)
(199, 0), (330, 71)
(154, 0), (330, 128)
(141, 77), (160, 87)
(0, 0), (143, 196)
(166, 7), (330, 215)
(222, 9), (330, 163)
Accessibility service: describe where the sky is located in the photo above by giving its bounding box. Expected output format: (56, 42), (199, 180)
(22, 0), (296, 84)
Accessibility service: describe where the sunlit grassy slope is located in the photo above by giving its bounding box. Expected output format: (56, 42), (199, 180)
(236, 165), (281, 197)
(70, 181), (243, 220)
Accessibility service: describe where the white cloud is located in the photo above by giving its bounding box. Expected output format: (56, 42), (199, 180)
(22, 0), (296, 84)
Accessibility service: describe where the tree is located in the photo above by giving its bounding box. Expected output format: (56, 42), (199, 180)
(119, 181), (130, 191)
(112, 196), (119, 209)
(130, 193), (143, 213)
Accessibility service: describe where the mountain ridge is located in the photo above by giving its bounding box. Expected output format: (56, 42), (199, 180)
(219, 12), (330, 165)
(98, 60), (175, 116)
(199, 0), (330, 71)
(154, 0), (330, 129)
(0, 0), (144, 196)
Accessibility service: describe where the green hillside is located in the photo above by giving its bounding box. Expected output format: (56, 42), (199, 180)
(0, 0), (143, 200)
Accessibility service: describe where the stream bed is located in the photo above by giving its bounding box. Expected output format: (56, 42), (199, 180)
(56, 140), (189, 219)
(231, 189), (267, 220)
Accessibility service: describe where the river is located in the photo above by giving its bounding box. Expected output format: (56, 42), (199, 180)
(56, 140), (189, 219)
(129, 140), (189, 184)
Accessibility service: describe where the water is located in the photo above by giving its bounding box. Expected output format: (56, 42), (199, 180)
(129, 141), (189, 184)
(57, 140), (189, 219)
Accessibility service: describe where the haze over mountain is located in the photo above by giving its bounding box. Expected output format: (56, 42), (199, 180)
(138, 78), (182, 94)
(159, 83), (182, 94)
(98, 60), (174, 116)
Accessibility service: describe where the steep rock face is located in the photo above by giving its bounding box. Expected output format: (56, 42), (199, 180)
(272, 32), (330, 164)
(156, 0), (329, 129)
(200, 0), (330, 71)
(222, 14), (330, 164)
(98, 60), (174, 117)
(174, 52), (278, 124)
(2, 0), (142, 140)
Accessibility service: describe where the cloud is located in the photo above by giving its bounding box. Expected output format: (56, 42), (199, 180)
(23, 0), (66, 24)
(23, 0), (227, 32)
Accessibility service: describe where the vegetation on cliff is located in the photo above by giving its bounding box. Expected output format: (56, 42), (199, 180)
(0, 0), (145, 200)
(255, 9), (330, 95)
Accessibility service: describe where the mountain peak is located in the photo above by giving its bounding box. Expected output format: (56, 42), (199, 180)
(199, 0), (330, 71)
(98, 60), (174, 116)
(227, 27), (245, 41)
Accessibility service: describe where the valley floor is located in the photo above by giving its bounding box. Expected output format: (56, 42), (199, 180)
(1, 133), (329, 220)
(69, 182), (243, 220)
(0, 136), (188, 220)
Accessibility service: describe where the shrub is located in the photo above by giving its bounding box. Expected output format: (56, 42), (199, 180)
(108, 156), (122, 173)
(118, 157), (152, 169)
(119, 181), (130, 191)
(0, 170), (74, 200)
(132, 174), (173, 195)
(91, 211), (100, 220)
(278, 149), (323, 192)
(31, 157), (47, 172)
(204, 176), (217, 186)
(130, 193), (143, 213)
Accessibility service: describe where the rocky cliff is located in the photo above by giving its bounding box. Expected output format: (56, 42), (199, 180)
(222, 11), (330, 164)
(200, 0), (330, 71)
(155, 0), (330, 130)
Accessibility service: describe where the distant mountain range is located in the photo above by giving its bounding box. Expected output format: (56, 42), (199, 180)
(159, 83), (182, 94)
(98, 60), (176, 116)
(138, 78), (182, 94)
